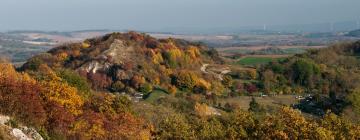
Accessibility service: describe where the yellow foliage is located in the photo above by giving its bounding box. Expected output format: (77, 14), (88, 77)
(0, 63), (17, 77)
(168, 85), (177, 96)
(152, 52), (164, 64)
(175, 71), (199, 90)
(37, 64), (84, 115)
(38, 64), (61, 81)
(87, 122), (106, 138)
(0, 63), (38, 85)
(82, 42), (90, 48)
(211, 81), (225, 96)
(158, 65), (173, 76)
(186, 46), (201, 59)
(57, 52), (68, 61)
(247, 69), (257, 80)
(73, 50), (81, 57)
(197, 79), (211, 90)
(168, 48), (183, 60)
(194, 102), (210, 118)
(153, 77), (161, 85)
(41, 80), (84, 115)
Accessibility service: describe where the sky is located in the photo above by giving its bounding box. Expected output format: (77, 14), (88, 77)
(0, 0), (360, 32)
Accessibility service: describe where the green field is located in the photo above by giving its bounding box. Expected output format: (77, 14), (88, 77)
(236, 57), (285, 65)
(144, 90), (168, 103)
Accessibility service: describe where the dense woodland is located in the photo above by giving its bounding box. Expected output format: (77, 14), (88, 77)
(1, 32), (360, 139)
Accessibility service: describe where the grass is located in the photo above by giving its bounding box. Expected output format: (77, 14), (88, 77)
(144, 90), (168, 103)
(218, 95), (298, 110)
(236, 57), (285, 66)
(281, 48), (306, 54)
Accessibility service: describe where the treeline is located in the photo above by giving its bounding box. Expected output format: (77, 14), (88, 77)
(258, 41), (360, 116)
(2, 61), (360, 139)
(134, 94), (360, 140)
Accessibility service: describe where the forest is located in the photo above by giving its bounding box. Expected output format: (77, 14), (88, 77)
(1, 32), (360, 139)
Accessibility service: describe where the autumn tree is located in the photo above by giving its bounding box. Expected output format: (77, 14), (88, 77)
(156, 114), (194, 139)
(262, 70), (275, 94)
(57, 69), (91, 97)
(88, 72), (113, 90)
(222, 75), (233, 88)
(173, 71), (199, 91)
(110, 81), (126, 92)
(346, 88), (360, 116)
(0, 63), (46, 127)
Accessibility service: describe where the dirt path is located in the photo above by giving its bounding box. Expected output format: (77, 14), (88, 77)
(201, 64), (209, 73)
(201, 64), (231, 80)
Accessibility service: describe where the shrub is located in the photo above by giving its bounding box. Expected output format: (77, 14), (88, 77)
(139, 83), (153, 94)
(57, 69), (91, 97)
(111, 81), (126, 92)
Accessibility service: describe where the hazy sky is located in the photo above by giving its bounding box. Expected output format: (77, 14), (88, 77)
(1, 0), (359, 31)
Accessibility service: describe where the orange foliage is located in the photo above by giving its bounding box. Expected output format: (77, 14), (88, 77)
(197, 79), (211, 90)
(186, 46), (201, 59)
(131, 75), (146, 89)
(70, 94), (151, 139)
(0, 63), (47, 126)
(152, 51), (164, 64)
(57, 52), (68, 61)
(40, 80), (84, 115)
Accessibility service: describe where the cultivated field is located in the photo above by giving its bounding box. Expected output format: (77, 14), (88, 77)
(236, 57), (286, 66)
(217, 45), (326, 56)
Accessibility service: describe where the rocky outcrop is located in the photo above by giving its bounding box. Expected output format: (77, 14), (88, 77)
(0, 115), (43, 140)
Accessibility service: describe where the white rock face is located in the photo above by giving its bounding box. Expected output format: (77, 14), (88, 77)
(12, 128), (31, 140)
(0, 115), (10, 125)
(21, 127), (43, 140)
(79, 39), (135, 74)
(0, 114), (43, 140)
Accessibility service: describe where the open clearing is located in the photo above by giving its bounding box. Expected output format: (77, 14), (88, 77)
(218, 95), (298, 110)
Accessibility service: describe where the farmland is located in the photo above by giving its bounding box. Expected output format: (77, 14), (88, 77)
(235, 56), (286, 66)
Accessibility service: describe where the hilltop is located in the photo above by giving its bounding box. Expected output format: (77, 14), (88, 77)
(22, 32), (224, 95)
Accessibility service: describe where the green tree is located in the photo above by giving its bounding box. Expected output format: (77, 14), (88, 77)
(291, 59), (320, 86)
(346, 88), (360, 115)
(249, 97), (261, 112)
(139, 83), (153, 94)
(222, 75), (233, 88)
(111, 81), (125, 92)
(156, 114), (194, 139)
(57, 69), (91, 97)
(173, 71), (198, 91)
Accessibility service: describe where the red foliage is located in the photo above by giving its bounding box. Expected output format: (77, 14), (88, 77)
(145, 38), (159, 49)
(78, 69), (88, 78)
(130, 75), (145, 89)
(122, 61), (134, 71)
(0, 71), (46, 126)
(88, 72), (113, 90)
(129, 32), (144, 41)
(45, 101), (75, 134)
(245, 84), (257, 94)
